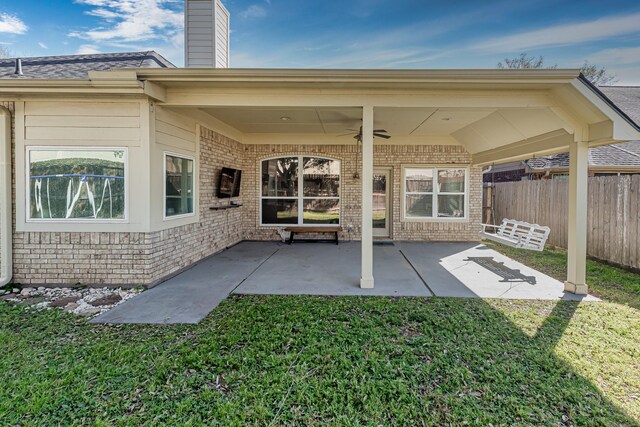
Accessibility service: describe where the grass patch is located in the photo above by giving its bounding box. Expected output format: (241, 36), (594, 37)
(486, 242), (640, 309)
(1, 295), (639, 425)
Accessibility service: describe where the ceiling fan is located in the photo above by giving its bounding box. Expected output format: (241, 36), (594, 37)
(339, 126), (391, 180)
(339, 126), (391, 142)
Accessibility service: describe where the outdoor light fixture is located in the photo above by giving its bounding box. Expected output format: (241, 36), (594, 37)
(280, 116), (291, 121)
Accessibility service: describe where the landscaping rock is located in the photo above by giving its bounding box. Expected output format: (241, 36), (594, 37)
(20, 296), (45, 305)
(88, 294), (122, 306)
(64, 303), (79, 312)
(77, 307), (102, 317)
(12, 288), (19, 293)
(1, 285), (141, 318)
(50, 296), (81, 308)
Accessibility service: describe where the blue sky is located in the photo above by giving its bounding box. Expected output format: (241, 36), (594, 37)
(1, 0), (639, 84)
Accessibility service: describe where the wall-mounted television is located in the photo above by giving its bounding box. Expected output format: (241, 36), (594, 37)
(217, 167), (242, 198)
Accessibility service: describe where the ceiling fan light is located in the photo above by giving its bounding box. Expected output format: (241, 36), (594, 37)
(280, 116), (291, 121)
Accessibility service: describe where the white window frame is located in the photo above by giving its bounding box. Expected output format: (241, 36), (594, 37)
(259, 155), (341, 227)
(163, 151), (196, 221)
(25, 146), (129, 223)
(402, 165), (469, 222)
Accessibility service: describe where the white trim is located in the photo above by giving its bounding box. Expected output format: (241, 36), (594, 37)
(25, 146), (129, 223)
(259, 154), (342, 227)
(163, 151), (196, 221)
(373, 167), (392, 238)
(401, 165), (470, 222)
(0, 106), (12, 286)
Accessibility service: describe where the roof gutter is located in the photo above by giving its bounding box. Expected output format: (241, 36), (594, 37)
(0, 106), (11, 287)
(132, 67), (582, 82)
(0, 76), (145, 97)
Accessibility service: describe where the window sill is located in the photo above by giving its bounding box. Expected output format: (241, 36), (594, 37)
(260, 224), (341, 227)
(26, 218), (129, 224)
(401, 217), (468, 223)
(163, 213), (196, 221)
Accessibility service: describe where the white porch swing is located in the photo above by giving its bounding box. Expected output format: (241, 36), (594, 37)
(480, 165), (551, 252)
(480, 219), (551, 252)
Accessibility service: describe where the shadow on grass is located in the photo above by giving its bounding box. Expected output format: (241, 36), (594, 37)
(0, 294), (637, 425)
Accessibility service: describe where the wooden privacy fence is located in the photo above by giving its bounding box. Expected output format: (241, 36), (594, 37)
(491, 175), (640, 270)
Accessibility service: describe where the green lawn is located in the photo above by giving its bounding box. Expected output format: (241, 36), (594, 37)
(2, 288), (639, 425)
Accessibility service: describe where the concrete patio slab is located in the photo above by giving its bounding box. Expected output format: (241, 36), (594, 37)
(93, 240), (598, 325)
(233, 242), (432, 297)
(91, 242), (278, 324)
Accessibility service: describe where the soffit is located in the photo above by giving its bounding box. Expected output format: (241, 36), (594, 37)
(201, 106), (506, 136)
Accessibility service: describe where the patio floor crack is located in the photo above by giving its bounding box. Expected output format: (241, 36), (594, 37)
(230, 247), (281, 294)
(399, 249), (435, 297)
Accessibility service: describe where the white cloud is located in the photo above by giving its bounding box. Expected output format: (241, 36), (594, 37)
(76, 44), (101, 54)
(473, 12), (640, 52)
(38, 42), (48, 49)
(0, 12), (28, 34)
(607, 66), (640, 86)
(70, 0), (183, 46)
(590, 47), (640, 66)
(239, 5), (267, 19)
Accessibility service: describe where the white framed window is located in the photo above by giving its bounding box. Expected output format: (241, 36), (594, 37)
(164, 152), (195, 219)
(260, 156), (340, 226)
(403, 166), (468, 220)
(26, 147), (127, 222)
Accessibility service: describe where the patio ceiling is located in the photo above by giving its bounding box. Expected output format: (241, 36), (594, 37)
(186, 101), (605, 165)
(200, 106), (502, 136)
(196, 105), (570, 155)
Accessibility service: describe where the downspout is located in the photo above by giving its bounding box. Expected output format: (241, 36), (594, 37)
(0, 106), (12, 286)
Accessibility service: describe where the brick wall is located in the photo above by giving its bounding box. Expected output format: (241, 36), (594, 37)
(144, 127), (246, 284)
(7, 123), (481, 287)
(241, 143), (482, 242)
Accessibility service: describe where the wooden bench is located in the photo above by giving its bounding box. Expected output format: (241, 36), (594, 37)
(480, 219), (550, 252)
(284, 226), (342, 245)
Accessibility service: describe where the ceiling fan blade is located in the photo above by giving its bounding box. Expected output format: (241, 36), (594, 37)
(374, 134), (391, 139)
(373, 129), (387, 133)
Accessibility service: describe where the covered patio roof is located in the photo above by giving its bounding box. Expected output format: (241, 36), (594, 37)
(96, 67), (640, 165)
(2, 68), (638, 165)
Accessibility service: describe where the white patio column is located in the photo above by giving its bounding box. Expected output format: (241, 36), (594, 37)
(360, 105), (374, 288)
(565, 138), (589, 295)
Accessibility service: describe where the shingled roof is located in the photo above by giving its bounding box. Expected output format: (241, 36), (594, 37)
(0, 51), (175, 79)
(600, 86), (640, 127)
(525, 141), (640, 171)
